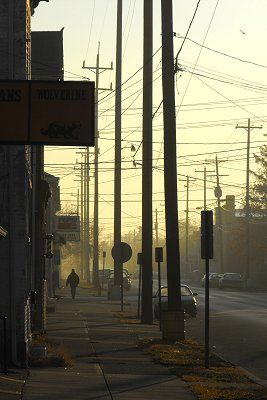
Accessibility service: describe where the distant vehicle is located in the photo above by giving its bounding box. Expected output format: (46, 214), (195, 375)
(218, 273), (244, 289)
(108, 270), (132, 291)
(201, 273), (223, 288)
(99, 268), (113, 284)
(153, 284), (197, 318)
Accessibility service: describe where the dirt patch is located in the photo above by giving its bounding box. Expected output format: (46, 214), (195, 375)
(29, 334), (74, 368)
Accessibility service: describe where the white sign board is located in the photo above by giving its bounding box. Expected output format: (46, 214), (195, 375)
(56, 215), (80, 242)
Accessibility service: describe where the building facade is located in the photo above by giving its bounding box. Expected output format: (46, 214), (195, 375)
(0, 0), (49, 366)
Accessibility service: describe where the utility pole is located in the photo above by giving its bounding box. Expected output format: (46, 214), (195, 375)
(155, 209), (159, 247)
(77, 188), (79, 216)
(195, 167), (215, 210)
(205, 157), (228, 274)
(114, 0), (123, 289)
(85, 148), (90, 283)
(185, 176), (190, 280)
(236, 119), (262, 285)
(185, 176), (189, 280)
(161, 0), (184, 340)
(179, 176), (195, 280)
(141, 0), (153, 324)
(80, 163), (84, 279)
(215, 156), (224, 274)
(83, 44), (113, 288)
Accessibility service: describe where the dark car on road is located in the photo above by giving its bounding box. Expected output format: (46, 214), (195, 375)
(201, 273), (223, 288)
(219, 273), (244, 289)
(108, 271), (132, 291)
(153, 284), (198, 318)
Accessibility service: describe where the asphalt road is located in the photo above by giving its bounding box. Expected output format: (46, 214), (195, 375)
(130, 279), (267, 381)
(186, 286), (267, 381)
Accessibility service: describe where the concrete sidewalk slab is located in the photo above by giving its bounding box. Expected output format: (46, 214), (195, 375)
(23, 287), (195, 400)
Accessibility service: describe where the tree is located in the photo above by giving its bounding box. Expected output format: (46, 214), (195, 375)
(250, 145), (267, 215)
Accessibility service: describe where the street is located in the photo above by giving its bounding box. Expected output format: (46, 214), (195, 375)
(131, 278), (267, 381)
(187, 286), (267, 381)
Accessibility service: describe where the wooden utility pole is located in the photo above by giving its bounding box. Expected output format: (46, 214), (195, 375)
(161, 0), (184, 340)
(179, 176), (195, 280)
(195, 167), (215, 210)
(85, 149), (90, 283)
(155, 209), (159, 247)
(114, 0), (123, 289)
(215, 155), (224, 274)
(80, 162), (84, 279)
(141, 0), (153, 324)
(185, 176), (189, 280)
(236, 119), (262, 284)
(83, 44), (113, 288)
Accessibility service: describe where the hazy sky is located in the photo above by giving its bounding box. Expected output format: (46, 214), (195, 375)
(32, 0), (267, 240)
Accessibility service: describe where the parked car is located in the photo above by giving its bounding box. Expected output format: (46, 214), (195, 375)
(201, 273), (223, 288)
(218, 273), (244, 289)
(153, 284), (197, 318)
(108, 271), (132, 291)
(99, 268), (113, 284)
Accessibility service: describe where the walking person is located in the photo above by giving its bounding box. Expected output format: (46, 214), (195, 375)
(66, 269), (80, 299)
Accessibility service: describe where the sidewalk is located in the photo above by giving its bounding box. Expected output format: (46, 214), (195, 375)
(0, 370), (27, 400)
(22, 287), (196, 400)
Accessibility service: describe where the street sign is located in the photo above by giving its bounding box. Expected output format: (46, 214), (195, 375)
(0, 80), (95, 146)
(56, 215), (80, 242)
(155, 247), (163, 263)
(111, 242), (132, 264)
(201, 211), (214, 260)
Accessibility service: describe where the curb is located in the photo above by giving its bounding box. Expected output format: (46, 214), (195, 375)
(238, 367), (267, 389)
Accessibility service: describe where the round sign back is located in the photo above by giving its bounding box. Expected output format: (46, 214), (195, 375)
(111, 242), (132, 264)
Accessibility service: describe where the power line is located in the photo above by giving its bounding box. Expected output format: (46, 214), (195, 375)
(176, 35), (267, 71)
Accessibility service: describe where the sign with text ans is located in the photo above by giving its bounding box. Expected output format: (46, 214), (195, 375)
(56, 215), (80, 242)
(31, 81), (95, 146)
(0, 81), (95, 146)
(0, 82), (29, 142)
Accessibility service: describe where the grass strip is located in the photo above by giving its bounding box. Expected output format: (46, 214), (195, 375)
(139, 338), (267, 400)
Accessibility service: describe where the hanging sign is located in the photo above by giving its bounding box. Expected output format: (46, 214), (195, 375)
(0, 80), (95, 146)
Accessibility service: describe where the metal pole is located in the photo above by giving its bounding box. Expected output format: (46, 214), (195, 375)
(158, 260), (162, 331)
(93, 47), (100, 289)
(114, 0), (123, 288)
(161, 0), (182, 313)
(137, 263), (142, 319)
(121, 264), (124, 312)
(205, 255), (210, 368)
